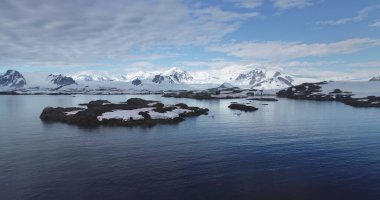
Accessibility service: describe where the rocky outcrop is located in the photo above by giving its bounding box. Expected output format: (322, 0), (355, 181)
(40, 98), (209, 127)
(277, 82), (380, 108)
(228, 103), (258, 112)
(276, 82), (330, 100)
(152, 75), (174, 84)
(369, 75), (380, 82)
(0, 70), (26, 88)
(341, 96), (380, 107)
(132, 78), (142, 86)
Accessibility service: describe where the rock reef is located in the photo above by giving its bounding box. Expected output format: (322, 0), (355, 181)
(228, 103), (258, 112)
(40, 98), (209, 127)
(246, 97), (278, 101)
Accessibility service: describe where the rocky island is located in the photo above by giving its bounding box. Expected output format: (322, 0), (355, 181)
(40, 98), (209, 127)
(277, 82), (380, 108)
(163, 83), (256, 100)
(228, 103), (258, 111)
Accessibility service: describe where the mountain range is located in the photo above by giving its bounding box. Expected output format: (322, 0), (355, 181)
(0, 67), (377, 92)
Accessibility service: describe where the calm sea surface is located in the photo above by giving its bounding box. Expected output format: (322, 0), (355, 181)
(1, 95), (380, 200)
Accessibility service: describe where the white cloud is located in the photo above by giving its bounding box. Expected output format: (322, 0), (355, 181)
(369, 20), (380, 28)
(272, 0), (313, 10)
(207, 38), (380, 60)
(317, 4), (380, 26)
(0, 0), (258, 67)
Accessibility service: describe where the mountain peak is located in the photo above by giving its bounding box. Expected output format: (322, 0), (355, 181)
(0, 69), (26, 88)
(233, 68), (294, 89)
(48, 74), (76, 86)
(218, 82), (235, 89)
(161, 67), (194, 83)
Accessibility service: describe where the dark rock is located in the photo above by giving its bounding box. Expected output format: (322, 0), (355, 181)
(277, 82), (330, 101)
(329, 89), (343, 94)
(341, 96), (380, 108)
(138, 111), (151, 120)
(0, 91), (20, 95)
(152, 75), (174, 84)
(153, 106), (176, 113)
(150, 102), (164, 108)
(247, 98), (278, 101)
(175, 103), (189, 109)
(126, 98), (155, 106)
(79, 100), (111, 108)
(180, 107), (209, 117)
(152, 75), (164, 84)
(228, 103), (258, 112)
(132, 79), (142, 86)
(40, 107), (85, 122)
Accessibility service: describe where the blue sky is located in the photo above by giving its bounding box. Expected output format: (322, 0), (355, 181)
(0, 0), (379, 79)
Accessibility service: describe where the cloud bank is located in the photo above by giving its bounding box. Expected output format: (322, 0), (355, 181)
(207, 38), (380, 60)
(0, 0), (257, 67)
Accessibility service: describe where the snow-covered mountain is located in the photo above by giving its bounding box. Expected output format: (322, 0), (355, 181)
(369, 75), (380, 82)
(48, 74), (76, 86)
(0, 70), (26, 88)
(232, 68), (295, 89)
(73, 72), (127, 82)
(161, 67), (194, 83)
(71, 67), (193, 84)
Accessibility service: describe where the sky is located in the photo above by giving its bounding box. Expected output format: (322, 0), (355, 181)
(0, 0), (380, 80)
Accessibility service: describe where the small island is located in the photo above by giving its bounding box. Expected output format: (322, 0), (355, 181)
(228, 103), (258, 112)
(40, 98), (209, 127)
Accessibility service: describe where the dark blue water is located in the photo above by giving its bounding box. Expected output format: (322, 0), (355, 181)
(1, 95), (380, 200)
